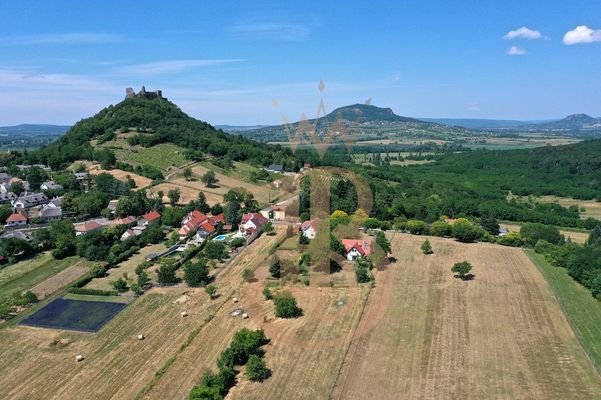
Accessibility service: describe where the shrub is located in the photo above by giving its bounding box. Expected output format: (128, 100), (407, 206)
(496, 232), (524, 247)
(520, 223), (563, 247)
(68, 288), (118, 296)
(245, 354), (271, 381)
(112, 277), (128, 292)
(242, 268), (255, 282)
(262, 287), (273, 300)
(273, 291), (303, 318)
(421, 239), (433, 254)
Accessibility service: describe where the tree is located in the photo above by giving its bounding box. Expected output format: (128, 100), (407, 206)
(242, 268), (255, 282)
(112, 277), (128, 292)
(0, 205), (13, 224)
(375, 231), (391, 254)
(481, 214), (500, 236)
(10, 181), (25, 196)
(273, 291), (303, 318)
(262, 287), (273, 300)
(230, 237), (246, 248)
(245, 354), (271, 381)
(183, 168), (193, 181)
(205, 284), (218, 299)
(0, 238), (35, 260)
(430, 220), (452, 237)
(137, 270), (150, 287)
(201, 170), (218, 188)
(168, 188), (181, 206)
(197, 192), (211, 213)
(269, 256), (281, 278)
(262, 222), (275, 236)
(520, 223), (563, 247)
(451, 218), (480, 243)
(188, 386), (222, 400)
(421, 239), (433, 254)
(451, 261), (473, 280)
(184, 260), (210, 287)
(157, 262), (178, 285)
(205, 241), (228, 260)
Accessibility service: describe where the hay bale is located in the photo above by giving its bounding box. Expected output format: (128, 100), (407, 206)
(233, 297), (239, 303)
(137, 334), (145, 340)
(242, 313), (249, 319)
(181, 311), (188, 317)
(75, 355), (84, 362)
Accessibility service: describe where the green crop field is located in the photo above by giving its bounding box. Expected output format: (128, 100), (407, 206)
(527, 250), (601, 371)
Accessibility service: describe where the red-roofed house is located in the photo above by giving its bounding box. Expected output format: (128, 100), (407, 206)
(179, 211), (227, 239)
(140, 210), (161, 226)
(341, 239), (372, 261)
(115, 216), (136, 226)
(238, 212), (269, 243)
(300, 219), (318, 239)
(5, 212), (28, 227)
(76, 220), (103, 236)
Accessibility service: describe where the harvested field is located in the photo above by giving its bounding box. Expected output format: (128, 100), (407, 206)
(332, 234), (601, 400)
(0, 229), (285, 400)
(31, 265), (90, 300)
(88, 164), (152, 188)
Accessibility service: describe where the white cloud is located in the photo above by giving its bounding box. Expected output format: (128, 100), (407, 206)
(563, 25), (601, 45)
(508, 46), (527, 56)
(111, 59), (245, 76)
(503, 27), (542, 40)
(468, 101), (480, 111)
(0, 33), (123, 46)
(229, 22), (310, 41)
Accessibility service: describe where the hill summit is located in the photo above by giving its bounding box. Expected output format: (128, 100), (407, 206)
(27, 91), (298, 172)
(326, 104), (417, 123)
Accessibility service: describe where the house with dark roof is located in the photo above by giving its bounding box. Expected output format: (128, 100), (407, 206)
(11, 192), (48, 209)
(266, 164), (284, 173)
(39, 207), (62, 222)
(40, 181), (63, 191)
(0, 192), (17, 204)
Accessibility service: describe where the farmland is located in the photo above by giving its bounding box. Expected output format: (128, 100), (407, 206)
(0, 228), (286, 400)
(332, 234), (601, 399)
(0, 254), (94, 301)
(501, 223), (590, 244)
(149, 162), (288, 206)
(88, 164), (153, 189)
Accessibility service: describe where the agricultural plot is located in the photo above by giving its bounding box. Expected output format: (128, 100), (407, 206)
(20, 298), (127, 332)
(111, 143), (189, 172)
(501, 223), (589, 244)
(88, 164), (153, 188)
(0, 254), (91, 301)
(0, 229), (285, 400)
(150, 163), (278, 206)
(332, 234), (601, 399)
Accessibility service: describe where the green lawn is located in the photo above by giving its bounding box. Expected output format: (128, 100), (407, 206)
(527, 250), (601, 371)
(279, 236), (299, 251)
(112, 143), (189, 171)
(0, 254), (86, 300)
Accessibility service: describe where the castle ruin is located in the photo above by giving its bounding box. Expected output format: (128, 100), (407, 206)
(125, 86), (165, 100)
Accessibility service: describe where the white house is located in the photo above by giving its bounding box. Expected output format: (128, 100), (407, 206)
(120, 228), (143, 241)
(300, 220), (318, 239)
(5, 213), (28, 227)
(39, 206), (62, 222)
(237, 212), (269, 244)
(12, 192), (49, 209)
(341, 239), (372, 261)
(40, 181), (63, 191)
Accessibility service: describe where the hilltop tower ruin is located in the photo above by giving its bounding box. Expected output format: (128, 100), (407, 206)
(125, 86), (165, 100)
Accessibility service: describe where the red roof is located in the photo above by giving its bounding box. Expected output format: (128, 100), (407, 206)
(186, 210), (207, 224)
(209, 213), (225, 225)
(304, 163), (312, 168)
(199, 221), (216, 234)
(241, 212), (268, 227)
(341, 239), (372, 257)
(142, 210), (161, 222)
(116, 216), (136, 225)
(301, 220), (317, 231)
(77, 220), (102, 232)
(6, 213), (27, 223)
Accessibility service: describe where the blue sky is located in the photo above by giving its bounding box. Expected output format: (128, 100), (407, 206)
(1, 0), (600, 125)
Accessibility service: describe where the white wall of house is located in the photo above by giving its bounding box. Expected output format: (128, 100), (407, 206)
(302, 226), (316, 239)
(345, 248), (362, 261)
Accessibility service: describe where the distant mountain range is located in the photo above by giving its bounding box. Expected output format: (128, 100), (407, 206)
(229, 104), (478, 143)
(522, 114), (601, 131)
(0, 124), (71, 136)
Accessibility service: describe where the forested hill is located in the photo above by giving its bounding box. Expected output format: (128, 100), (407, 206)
(409, 138), (601, 200)
(6, 95), (301, 170)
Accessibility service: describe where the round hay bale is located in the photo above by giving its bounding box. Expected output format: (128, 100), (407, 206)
(75, 355), (84, 362)
(242, 313), (249, 319)
(233, 297), (239, 303)
(137, 334), (145, 340)
(181, 311), (188, 317)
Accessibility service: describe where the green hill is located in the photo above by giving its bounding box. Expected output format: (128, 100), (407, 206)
(15, 95), (302, 175)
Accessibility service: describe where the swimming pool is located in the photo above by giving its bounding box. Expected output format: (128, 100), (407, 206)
(214, 234), (228, 241)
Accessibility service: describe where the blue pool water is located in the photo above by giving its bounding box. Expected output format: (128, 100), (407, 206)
(214, 234), (228, 241)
